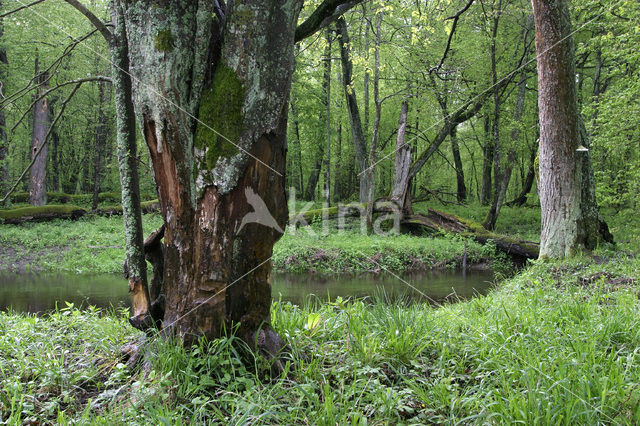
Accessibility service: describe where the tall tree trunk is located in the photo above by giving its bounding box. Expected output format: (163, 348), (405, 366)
(323, 29), (332, 206)
(92, 79), (110, 211)
(111, 1), (151, 328)
(483, 1), (504, 230)
(337, 16), (369, 203)
(289, 98), (304, 195)
(305, 158), (322, 201)
(480, 114), (493, 205)
(365, 10), (382, 230)
(533, 0), (610, 258)
(50, 129), (60, 192)
(29, 56), (51, 207)
(391, 101), (411, 213)
(0, 5), (8, 199)
(121, 0), (308, 352)
(450, 125), (466, 202)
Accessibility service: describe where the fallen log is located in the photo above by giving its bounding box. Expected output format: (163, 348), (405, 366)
(402, 209), (539, 262)
(0, 205), (87, 224)
(0, 200), (161, 224)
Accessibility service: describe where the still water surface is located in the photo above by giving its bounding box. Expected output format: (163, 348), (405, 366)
(0, 270), (494, 314)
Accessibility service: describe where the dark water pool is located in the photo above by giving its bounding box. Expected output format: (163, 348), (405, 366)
(0, 270), (494, 314)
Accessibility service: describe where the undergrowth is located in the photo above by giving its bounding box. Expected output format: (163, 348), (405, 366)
(2, 257), (640, 423)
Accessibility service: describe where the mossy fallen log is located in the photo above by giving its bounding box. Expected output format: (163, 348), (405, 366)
(0, 205), (87, 224)
(402, 209), (539, 262)
(0, 200), (161, 224)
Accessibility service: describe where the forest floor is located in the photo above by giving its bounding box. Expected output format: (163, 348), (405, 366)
(1, 203), (639, 422)
(1, 254), (640, 423)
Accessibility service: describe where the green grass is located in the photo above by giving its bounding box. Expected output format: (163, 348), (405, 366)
(2, 257), (640, 423)
(0, 212), (504, 274)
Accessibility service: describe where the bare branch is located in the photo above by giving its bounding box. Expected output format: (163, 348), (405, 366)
(433, 0), (475, 72)
(11, 76), (112, 132)
(0, 0), (46, 18)
(295, 0), (362, 43)
(63, 0), (112, 43)
(0, 28), (100, 112)
(1, 83), (83, 204)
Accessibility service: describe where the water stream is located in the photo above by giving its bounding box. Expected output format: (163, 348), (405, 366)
(0, 270), (494, 314)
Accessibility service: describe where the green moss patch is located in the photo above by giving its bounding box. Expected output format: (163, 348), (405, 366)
(154, 29), (174, 52)
(0, 205), (86, 221)
(195, 65), (244, 169)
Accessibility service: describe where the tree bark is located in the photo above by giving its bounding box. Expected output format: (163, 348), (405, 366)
(533, 0), (610, 258)
(92, 78), (110, 211)
(0, 5), (8, 199)
(111, 0), (151, 328)
(336, 16), (370, 203)
(450, 125), (466, 202)
(390, 101), (411, 213)
(365, 10), (382, 230)
(121, 0), (309, 352)
(29, 56), (51, 207)
(480, 114), (493, 205)
(323, 28), (332, 206)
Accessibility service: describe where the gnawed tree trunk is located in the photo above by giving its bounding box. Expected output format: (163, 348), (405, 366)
(533, 0), (611, 258)
(121, 0), (304, 352)
(337, 16), (370, 203)
(29, 57), (51, 207)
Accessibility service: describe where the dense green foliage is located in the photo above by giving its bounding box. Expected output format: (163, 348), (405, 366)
(2, 258), (640, 423)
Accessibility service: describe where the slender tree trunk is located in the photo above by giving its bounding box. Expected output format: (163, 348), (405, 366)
(92, 79), (109, 211)
(111, 1), (151, 328)
(289, 98), (304, 195)
(0, 5), (8, 199)
(391, 101), (411, 213)
(323, 29), (332, 206)
(450, 125), (466, 202)
(29, 56), (51, 206)
(480, 114), (493, 205)
(507, 145), (536, 207)
(365, 10), (382, 230)
(337, 16), (369, 203)
(533, 0), (610, 258)
(305, 158), (322, 201)
(50, 129), (60, 192)
(483, 2), (504, 230)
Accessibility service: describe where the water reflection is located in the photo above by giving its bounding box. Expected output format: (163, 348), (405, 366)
(0, 269), (494, 314)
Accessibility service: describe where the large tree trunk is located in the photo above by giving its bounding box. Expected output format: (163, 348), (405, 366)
(533, 0), (610, 258)
(29, 57), (51, 207)
(336, 16), (370, 203)
(121, 0), (301, 351)
(480, 115), (493, 205)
